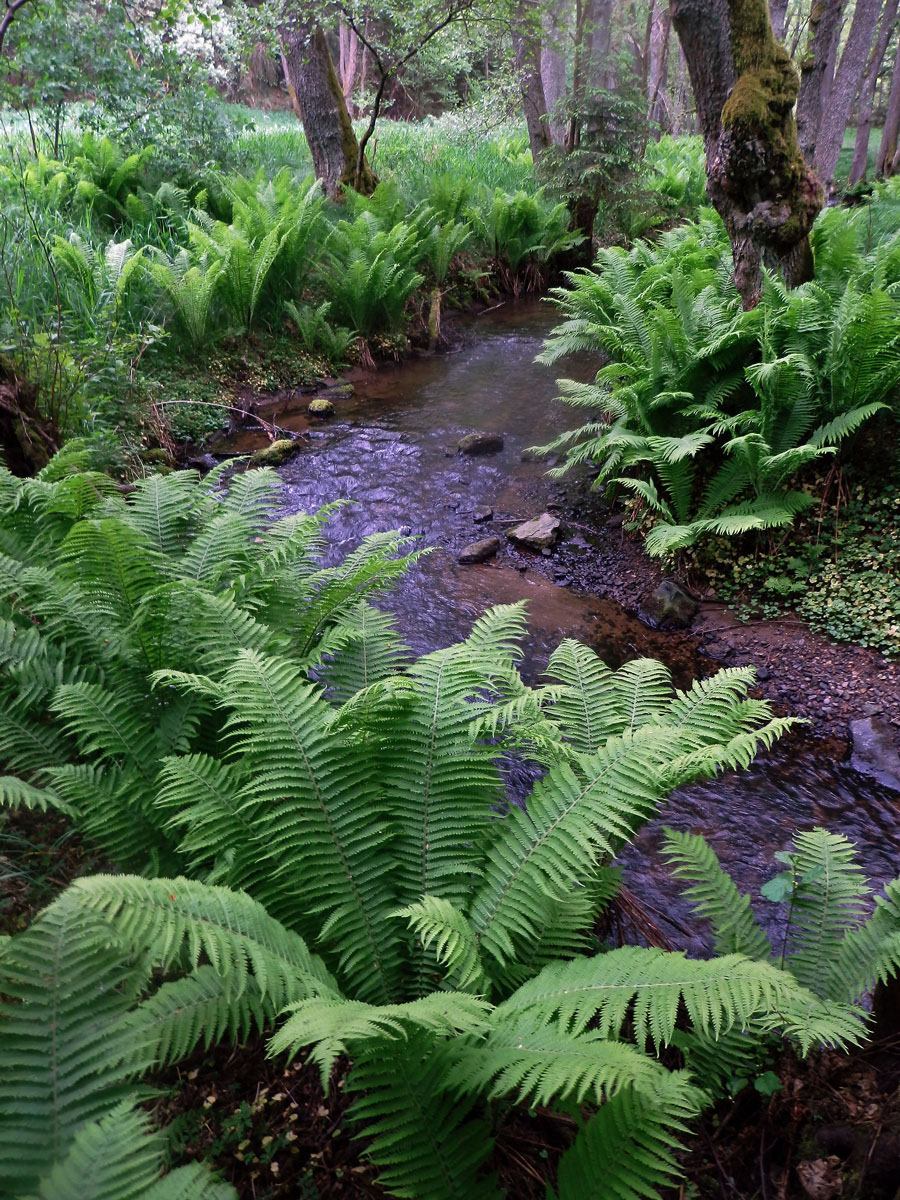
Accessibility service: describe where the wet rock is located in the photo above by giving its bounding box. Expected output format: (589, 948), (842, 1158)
(250, 438), (298, 467)
(307, 397), (335, 417)
(756, 666), (771, 681)
(458, 537), (500, 564)
(473, 506), (494, 523)
(850, 717), (900, 792)
(458, 432), (504, 456)
(640, 579), (698, 629)
(507, 513), (560, 550)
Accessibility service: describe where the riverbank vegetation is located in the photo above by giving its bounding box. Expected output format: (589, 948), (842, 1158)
(3, 1), (900, 1197)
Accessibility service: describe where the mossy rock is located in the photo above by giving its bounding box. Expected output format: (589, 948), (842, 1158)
(249, 439), (299, 467)
(307, 397), (336, 417)
(140, 448), (175, 467)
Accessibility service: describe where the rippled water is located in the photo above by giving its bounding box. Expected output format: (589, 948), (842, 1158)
(220, 300), (900, 946)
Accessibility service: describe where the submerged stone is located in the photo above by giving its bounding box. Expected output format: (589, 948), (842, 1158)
(458, 432), (504, 455)
(640, 579), (697, 629)
(507, 513), (560, 550)
(458, 537), (501, 564)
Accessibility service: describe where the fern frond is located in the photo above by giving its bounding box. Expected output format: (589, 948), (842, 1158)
(778, 829), (872, 996)
(346, 1034), (502, 1200)
(498, 945), (865, 1051)
(445, 1013), (676, 1107)
(30, 1101), (237, 1200)
(661, 828), (771, 959)
(270, 992), (491, 1086)
(393, 896), (486, 991)
(552, 1075), (701, 1200)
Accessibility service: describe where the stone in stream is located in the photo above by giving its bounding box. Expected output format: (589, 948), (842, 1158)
(458, 537), (501, 564)
(458, 432), (504, 456)
(506, 513), (560, 551)
(850, 717), (900, 792)
(640, 579), (698, 629)
(307, 397), (335, 417)
(250, 438), (299, 467)
(473, 506), (494, 523)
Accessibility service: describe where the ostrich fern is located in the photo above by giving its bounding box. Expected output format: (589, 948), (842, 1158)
(0, 874), (336, 1198)
(535, 201), (900, 557)
(1, 452), (889, 1199)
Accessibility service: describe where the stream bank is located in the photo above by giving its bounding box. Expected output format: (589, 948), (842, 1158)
(209, 298), (900, 942)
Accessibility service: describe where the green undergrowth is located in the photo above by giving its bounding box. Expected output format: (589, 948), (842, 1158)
(143, 338), (330, 446)
(695, 474), (900, 657)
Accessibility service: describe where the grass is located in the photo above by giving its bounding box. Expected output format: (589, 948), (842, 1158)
(834, 124), (883, 187)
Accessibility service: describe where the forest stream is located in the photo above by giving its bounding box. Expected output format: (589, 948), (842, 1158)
(216, 301), (900, 950)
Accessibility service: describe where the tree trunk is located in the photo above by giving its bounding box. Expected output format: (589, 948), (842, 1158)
(513, 4), (552, 162)
(849, 0), (899, 184)
(647, 4), (672, 129)
(279, 20), (377, 199)
(670, 0), (824, 308)
(583, 0), (615, 93)
(769, 0), (789, 40)
(877, 36), (900, 175)
(813, 0), (883, 189)
(796, 0), (847, 165)
(338, 23), (362, 116)
(541, 0), (568, 144)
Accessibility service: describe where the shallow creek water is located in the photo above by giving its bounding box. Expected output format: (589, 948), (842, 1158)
(220, 301), (900, 949)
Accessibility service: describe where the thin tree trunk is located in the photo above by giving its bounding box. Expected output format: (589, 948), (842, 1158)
(850, 0), (899, 184)
(540, 0), (568, 144)
(814, 0), (883, 188)
(877, 36), (900, 175)
(513, 4), (552, 162)
(769, 0), (789, 41)
(647, 4), (672, 129)
(670, 0), (824, 308)
(796, 0), (846, 164)
(338, 23), (362, 116)
(279, 20), (376, 199)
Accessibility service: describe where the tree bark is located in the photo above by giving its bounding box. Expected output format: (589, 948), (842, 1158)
(338, 23), (362, 115)
(279, 20), (377, 199)
(813, 0), (883, 188)
(670, 0), (824, 308)
(849, 0), (899, 184)
(877, 36), (900, 175)
(513, 4), (552, 162)
(540, 0), (568, 144)
(647, 4), (672, 129)
(769, 0), (789, 41)
(796, 0), (847, 165)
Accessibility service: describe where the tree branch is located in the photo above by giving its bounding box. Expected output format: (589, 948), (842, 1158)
(0, 0), (36, 58)
(338, 1), (475, 187)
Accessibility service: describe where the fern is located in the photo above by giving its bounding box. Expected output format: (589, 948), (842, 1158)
(552, 1077), (701, 1200)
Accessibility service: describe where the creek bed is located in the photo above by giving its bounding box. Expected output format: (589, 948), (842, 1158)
(217, 300), (900, 947)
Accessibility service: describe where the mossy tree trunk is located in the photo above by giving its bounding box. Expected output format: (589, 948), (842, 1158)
(279, 20), (377, 200)
(670, 0), (824, 309)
